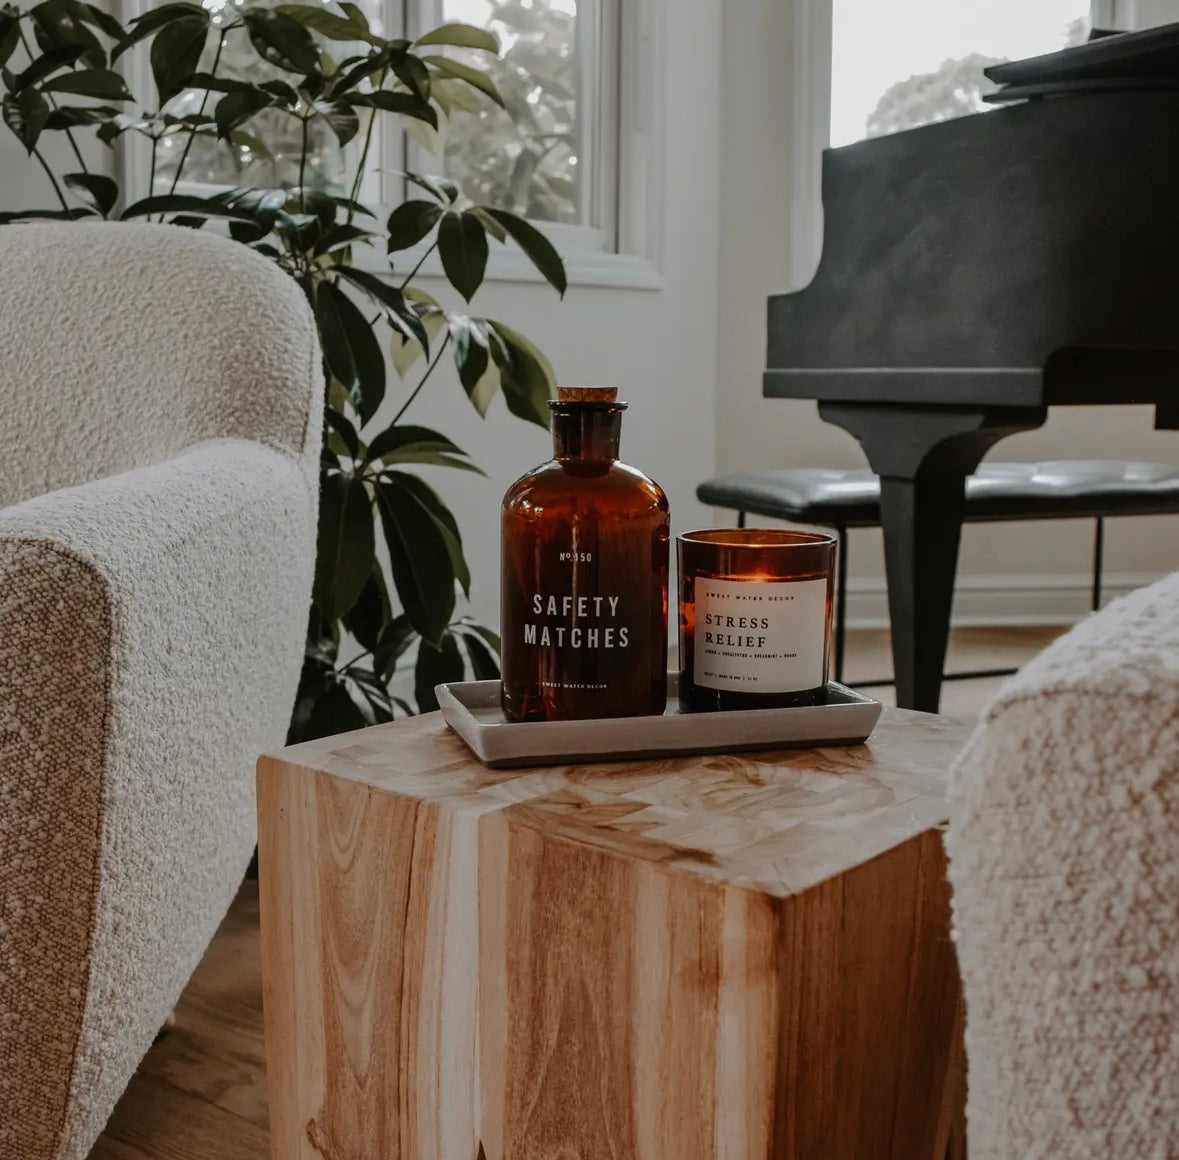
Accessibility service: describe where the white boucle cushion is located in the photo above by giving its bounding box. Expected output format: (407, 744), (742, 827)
(947, 571), (1179, 1160)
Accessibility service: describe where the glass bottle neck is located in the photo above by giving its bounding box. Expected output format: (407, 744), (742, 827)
(552, 407), (623, 461)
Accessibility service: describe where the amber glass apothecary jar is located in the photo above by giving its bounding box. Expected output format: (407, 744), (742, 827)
(501, 388), (670, 722)
(678, 529), (836, 712)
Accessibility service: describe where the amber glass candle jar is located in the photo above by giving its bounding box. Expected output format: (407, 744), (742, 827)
(678, 529), (836, 712)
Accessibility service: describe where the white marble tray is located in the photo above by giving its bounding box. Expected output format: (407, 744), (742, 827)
(436, 674), (882, 768)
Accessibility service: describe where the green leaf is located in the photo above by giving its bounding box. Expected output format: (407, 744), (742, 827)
(14, 44), (86, 90)
(386, 198), (441, 251)
(482, 207), (567, 297)
(228, 128), (274, 161)
(391, 310), (445, 378)
(460, 629), (500, 680)
(347, 572), (389, 653)
(0, 13), (20, 70)
(150, 13), (207, 104)
(367, 424), (482, 476)
(315, 471), (374, 621)
(459, 621), (501, 654)
(2, 88), (49, 152)
(313, 222), (375, 255)
(384, 446), (486, 475)
(259, 77), (299, 105)
(389, 471), (470, 598)
(376, 473), (456, 645)
(334, 265), (428, 349)
(42, 66), (132, 99)
(414, 22), (498, 53)
(63, 171), (117, 216)
(120, 193), (257, 222)
(302, 680), (370, 740)
(80, 4), (126, 42)
(242, 7), (321, 75)
(112, 1), (204, 61)
(0, 206), (95, 223)
(420, 53), (503, 107)
(392, 51), (430, 101)
(437, 208), (488, 302)
(29, 0), (105, 69)
(414, 630), (464, 712)
(448, 314), (490, 397)
(44, 102), (119, 128)
(350, 88), (436, 127)
(275, 2), (373, 42)
(323, 407), (361, 459)
(372, 612), (416, 683)
(468, 205), (506, 243)
(404, 170), (458, 204)
(313, 97), (358, 145)
(315, 281), (386, 422)
(486, 320), (556, 428)
(214, 86), (274, 137)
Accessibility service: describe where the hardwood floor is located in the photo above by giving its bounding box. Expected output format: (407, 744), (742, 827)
(86, 625), (1065, 1160)
(88, 884), (269, 1160)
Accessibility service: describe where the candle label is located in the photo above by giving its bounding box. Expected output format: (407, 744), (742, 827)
(693, 576), (827, 693)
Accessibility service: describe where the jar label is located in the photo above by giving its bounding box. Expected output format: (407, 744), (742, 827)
(693, 576), (827, 694)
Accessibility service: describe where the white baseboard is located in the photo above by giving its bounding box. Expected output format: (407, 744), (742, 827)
(843, 570), (1167, 630)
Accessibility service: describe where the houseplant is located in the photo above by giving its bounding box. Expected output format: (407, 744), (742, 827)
(0, 0), (568, 741)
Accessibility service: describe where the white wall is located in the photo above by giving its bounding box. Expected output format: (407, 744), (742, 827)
(715, 0), (1179, 626)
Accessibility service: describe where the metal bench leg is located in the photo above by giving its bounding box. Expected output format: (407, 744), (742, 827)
(835, 526), (848, 683)
(1091, 516), (1104, 612)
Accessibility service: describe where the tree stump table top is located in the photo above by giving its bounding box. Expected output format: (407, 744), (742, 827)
(258, 706), (972, 1160)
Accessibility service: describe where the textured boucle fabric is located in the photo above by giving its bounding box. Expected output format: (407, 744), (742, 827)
(0, 224), (321, 1160)
(0, 222), (317, 508)
(946, 571), (1179, 1160)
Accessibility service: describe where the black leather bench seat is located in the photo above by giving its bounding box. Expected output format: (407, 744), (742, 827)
(697, 461), (1179, 528)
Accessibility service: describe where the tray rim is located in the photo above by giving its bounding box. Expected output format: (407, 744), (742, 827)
(436, 675), (883, 768)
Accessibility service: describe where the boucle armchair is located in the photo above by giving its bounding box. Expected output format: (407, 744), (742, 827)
(947, 572), (1179, 1158)
(0, 223), (321, 1160)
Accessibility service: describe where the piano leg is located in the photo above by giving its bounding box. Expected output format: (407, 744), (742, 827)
(817, 403), (1046, 712)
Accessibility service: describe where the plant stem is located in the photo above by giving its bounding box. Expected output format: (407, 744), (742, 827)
(298, 113), (309, 212)
(391, 331), (451, 426)
(149, 134), (158, 196)
(167, 29), (227, 198)
(346, 64), (387, 225)
(399, 241), (437, 289)
(18, 24), (89, 175)
(33, 147), (71, 213)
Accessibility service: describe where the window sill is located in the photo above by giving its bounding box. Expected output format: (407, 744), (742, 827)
(374, 243), (665, 292)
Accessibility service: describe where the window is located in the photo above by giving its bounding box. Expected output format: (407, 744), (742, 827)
(125, 0), (660, 285)
(144, 0), (618, 231)
(155, 0), (349, 191)
(419, 0), (613, 230)
(830, 0), (1091, 146)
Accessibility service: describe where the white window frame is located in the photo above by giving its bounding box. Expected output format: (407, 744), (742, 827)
(401, 0), (617, 251)
(117, 0), (665, 289)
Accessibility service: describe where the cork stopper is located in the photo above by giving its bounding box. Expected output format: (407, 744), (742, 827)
(557, 386), (618, 403)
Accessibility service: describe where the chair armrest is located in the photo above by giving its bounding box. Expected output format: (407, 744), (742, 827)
(947, 571), (1179, 1158)
(0, 437), (315, 1160)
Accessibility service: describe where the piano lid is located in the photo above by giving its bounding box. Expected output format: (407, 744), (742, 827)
(765, 90), (1179, 408)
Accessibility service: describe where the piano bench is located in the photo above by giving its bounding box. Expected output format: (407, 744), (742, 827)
(696, 460), (1179, 687)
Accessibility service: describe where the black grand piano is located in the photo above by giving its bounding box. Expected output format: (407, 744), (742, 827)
(765, 25), (1179, 712)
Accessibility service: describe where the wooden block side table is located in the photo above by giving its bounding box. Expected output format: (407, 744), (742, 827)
(257, 708), (971, 1160)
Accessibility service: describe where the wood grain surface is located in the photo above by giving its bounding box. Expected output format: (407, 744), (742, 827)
(258, 707), (971, 1160)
